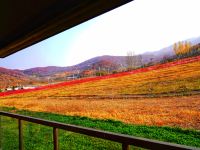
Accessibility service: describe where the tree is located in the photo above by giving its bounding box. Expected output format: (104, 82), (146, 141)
(173, 43), (178, 54)
(184, 41), (191, 53)
(173, 41), (192, 57)
(136, 55), (143, 67)
(126, 51), (142, 70)
(126, 51), (135, 70)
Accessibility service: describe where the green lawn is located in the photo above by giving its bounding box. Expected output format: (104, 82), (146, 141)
(1, 107), (200, 150)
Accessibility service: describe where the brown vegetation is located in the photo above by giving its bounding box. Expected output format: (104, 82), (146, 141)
(0, 59), (200, 129)
(0, 96), (200, 129)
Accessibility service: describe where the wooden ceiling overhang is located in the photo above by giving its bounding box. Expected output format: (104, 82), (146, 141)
(0, 0), (133, 58)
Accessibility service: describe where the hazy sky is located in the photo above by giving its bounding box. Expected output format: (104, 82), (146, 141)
(1, 0), (200, 69)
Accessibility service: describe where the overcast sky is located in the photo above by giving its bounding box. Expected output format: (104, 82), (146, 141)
(1, 0), (200, 69)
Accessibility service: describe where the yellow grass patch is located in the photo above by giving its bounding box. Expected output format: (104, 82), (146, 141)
(1, 96), (200, 129)
(1, 60), (200, 129)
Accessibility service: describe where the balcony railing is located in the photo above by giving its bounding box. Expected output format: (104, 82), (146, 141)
(0, 111), (199, 150)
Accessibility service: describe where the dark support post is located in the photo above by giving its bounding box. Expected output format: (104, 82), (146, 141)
(18, 119), (23, 150)
(122, 143), (130, 150)
(53, 127), (58, 150)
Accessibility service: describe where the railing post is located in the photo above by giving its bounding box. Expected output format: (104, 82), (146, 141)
(18, 119), (23, 150)
(53, 127), (58, 150)
(122, 143), (130, 150)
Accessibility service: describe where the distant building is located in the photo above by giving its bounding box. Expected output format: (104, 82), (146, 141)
(66, 74), (80, 80)
(14, 87), (20, 90)
(22, 85), (36, 90)
(5, 87), (12, 91)
(80, 70), (95, 77)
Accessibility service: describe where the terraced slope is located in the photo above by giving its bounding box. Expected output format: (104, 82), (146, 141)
(2, 57), (199, 99)
(1, 56), (200, 97)
(1, 57), (200, 129)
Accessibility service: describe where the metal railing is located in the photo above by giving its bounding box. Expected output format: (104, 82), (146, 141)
(0, 111), (199, 150)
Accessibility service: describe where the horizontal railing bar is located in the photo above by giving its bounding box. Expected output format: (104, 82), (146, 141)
(0, 111), (199, 150)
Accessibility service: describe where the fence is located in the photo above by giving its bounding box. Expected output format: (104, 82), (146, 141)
(0, 111), (199, 150)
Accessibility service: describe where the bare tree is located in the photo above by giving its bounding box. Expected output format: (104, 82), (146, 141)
(126, 51), (135, 70)
(136, 55), (143, 67)
(126, 51), (142, 70)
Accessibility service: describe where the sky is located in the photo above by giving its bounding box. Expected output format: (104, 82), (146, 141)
(0, 0), (200, 70)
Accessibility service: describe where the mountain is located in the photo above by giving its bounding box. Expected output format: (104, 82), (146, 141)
(23, 66), (70, 77)
(75, 55), (126, 70)
(186, 36), (200, 45)
(21, 36), (200, 77)
(22, 56), (127, 77)
(20, 54), (162, 78)
(0, 67), (31, 89)
(2, 36), (200, 80)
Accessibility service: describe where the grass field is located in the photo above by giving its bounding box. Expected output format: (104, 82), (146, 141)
(1, 96), (200, 130)
(1, 107), (200, 150)
(0, 57), (200, 149)
(1, 60), (200, 98)
(1, 55), (200, 97)
(0, 59), (200, 130)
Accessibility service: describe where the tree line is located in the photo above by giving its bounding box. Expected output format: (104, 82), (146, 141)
(161, 42), (200, 63)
